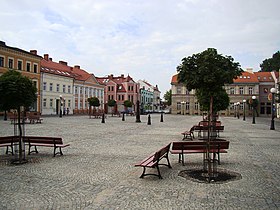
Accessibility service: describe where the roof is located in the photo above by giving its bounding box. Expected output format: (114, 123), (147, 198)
(254, 72), (275, 82)
(0, 41), (42, 59)
(233, 71), (259, 83)
(171, 74), (178, 84)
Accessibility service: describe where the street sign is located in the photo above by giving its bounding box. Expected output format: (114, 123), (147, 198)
(268, 93), (272, 101)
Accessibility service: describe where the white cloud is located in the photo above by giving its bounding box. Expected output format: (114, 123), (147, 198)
(0, 0), (279, 95)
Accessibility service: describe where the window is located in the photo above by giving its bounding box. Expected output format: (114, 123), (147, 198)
(177, 102), (181, 110)
(186, 102), (190, 110)
(75, 86), (78, 94)
(56, 84), (60, 92)
(249, 87), (253, 95)
(239, 87), (244, 95)
(68, 100), (71, 108)
(8, 58), (13, 69)
(68, 85), (71, 93)
(186, 90), (190, 95)
(80, 87), (83, 94)
(50, 83), (53, 91)
(0, 56), (4, 67)
(85, 87), (88, 95)
(50, 99), (53, 108)
(33, 64), (38, 73)
(26, 62), (31, 72)
(230, 87), (235, 95)
(17, 60), (22, 70)
(43, 99), (47, 107)
(230, 102), (234, 110)
(194, 102), (199, 110)
(43, 82), (47, 91)
(177, 87), (181, 94)
(63, 85), (66, 93)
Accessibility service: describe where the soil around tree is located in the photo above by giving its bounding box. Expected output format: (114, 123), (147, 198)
(179, 168), (242, 184)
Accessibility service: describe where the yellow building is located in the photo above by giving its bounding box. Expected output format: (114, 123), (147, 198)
(0, 41), (42, 112)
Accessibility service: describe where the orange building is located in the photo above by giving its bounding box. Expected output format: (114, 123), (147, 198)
(0, 41), (42, 112)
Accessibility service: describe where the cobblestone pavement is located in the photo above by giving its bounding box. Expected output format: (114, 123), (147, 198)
(0, 114), (279, 210)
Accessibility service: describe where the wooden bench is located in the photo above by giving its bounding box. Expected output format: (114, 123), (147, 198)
(194, 125), (224, 138)
(28, 116), (43, 124)
(0, 136), (19, 155)
(23, 136), (70, 157)
(181, 125), (195, 140)
(170, 140), (229, 166)
(135, 143), (172, 179)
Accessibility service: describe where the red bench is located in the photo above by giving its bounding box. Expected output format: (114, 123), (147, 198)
(135, 143), (172, 179)
(170, 140), (229, 165)
(0, 136), (70, 157)
(23, 136), (70, 157)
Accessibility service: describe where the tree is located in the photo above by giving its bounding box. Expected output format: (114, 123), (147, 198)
(163, 90), (172, 106)
(177, 48), (242, 180)
(123, 100), (132, 108)
(107, 99), (116, 107)
(196, 88), (230, 113)
(0, 70), (37, 163)
(260, 51), (280, 72)
(88, 97), (100, 115)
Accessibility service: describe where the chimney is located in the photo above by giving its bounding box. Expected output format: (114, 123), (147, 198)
(49, 58), (52, 61)
(44, 54), (49, 60)
(246, 68), (253, 73)
(121, 74), (124, 78)
(30, 50), (37, 55)
(59, 61), (68, 66)
(108, 74), (114, 79)
(74, 65), (80, 69)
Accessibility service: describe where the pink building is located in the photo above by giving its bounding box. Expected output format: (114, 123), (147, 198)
(96, 74), (140, 112)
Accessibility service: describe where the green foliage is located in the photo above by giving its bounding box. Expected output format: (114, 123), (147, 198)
(107, 99), (116, 107)
(0, 70), (37, 110)
(260, 51), (280, 72)
(196, 88), (229, 112)
(123, 100), (132, 107)
(177, 48), (243, 94)
(87, 97), (100, 107)
(163, 89), (172, 106)
(177, 48), (243, 112)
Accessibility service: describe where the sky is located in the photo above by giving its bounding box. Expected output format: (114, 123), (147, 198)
(1, 0), (279, 96)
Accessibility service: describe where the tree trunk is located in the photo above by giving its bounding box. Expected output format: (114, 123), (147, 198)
(17, 107), (23, 163)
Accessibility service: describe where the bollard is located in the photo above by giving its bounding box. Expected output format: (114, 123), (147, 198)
(122, 112), (125, 121)
(160, 112), (163, 122)
(147, 114), (151, 125)
(101, 113), (105, 123)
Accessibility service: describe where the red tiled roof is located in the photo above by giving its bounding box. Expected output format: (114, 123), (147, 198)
(254, 72), (274, 82)
(233, 71), (259, 83)
(41, 58), (93, 81)
(171, 74), (178, 84)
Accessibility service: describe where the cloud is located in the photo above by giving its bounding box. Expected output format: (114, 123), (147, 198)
(0, 0), (279, 95)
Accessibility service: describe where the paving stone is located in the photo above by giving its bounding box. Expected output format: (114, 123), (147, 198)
(0, 115), (279, 209)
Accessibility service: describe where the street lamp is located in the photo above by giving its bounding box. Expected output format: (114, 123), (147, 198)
(270, 88), (276, 130)
(252, 95), (256, 124)
(234, 103), (237, 117)
(243, 99), (246, 121)
(59, 95), (63, 118)
(236, 102), (240, 119)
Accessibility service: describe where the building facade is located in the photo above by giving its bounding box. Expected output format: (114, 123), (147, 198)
(0, 41), (42, 112)
(97, 74), (139, 113)
(171, 69), (279, 117)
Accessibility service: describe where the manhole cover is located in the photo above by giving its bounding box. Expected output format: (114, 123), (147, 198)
(179, 168), (242, 184)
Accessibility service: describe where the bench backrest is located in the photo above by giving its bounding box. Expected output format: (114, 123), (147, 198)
(0, 136), (19, 144)
(172, 140), (229, 151)
(23, 136), (63, 144)
(153, 143), (170, 162)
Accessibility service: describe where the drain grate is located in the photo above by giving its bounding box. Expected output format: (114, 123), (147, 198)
(179, 168), (242, 184)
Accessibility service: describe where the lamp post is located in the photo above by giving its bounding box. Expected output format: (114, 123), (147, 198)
(243, 99), (246, 121)
(234, 103), (237, 117)
(252, 95), (256, 124)
(59, 95), (63, 118)
(270, 88), (276, 130)
(236, 102), (240, 119)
